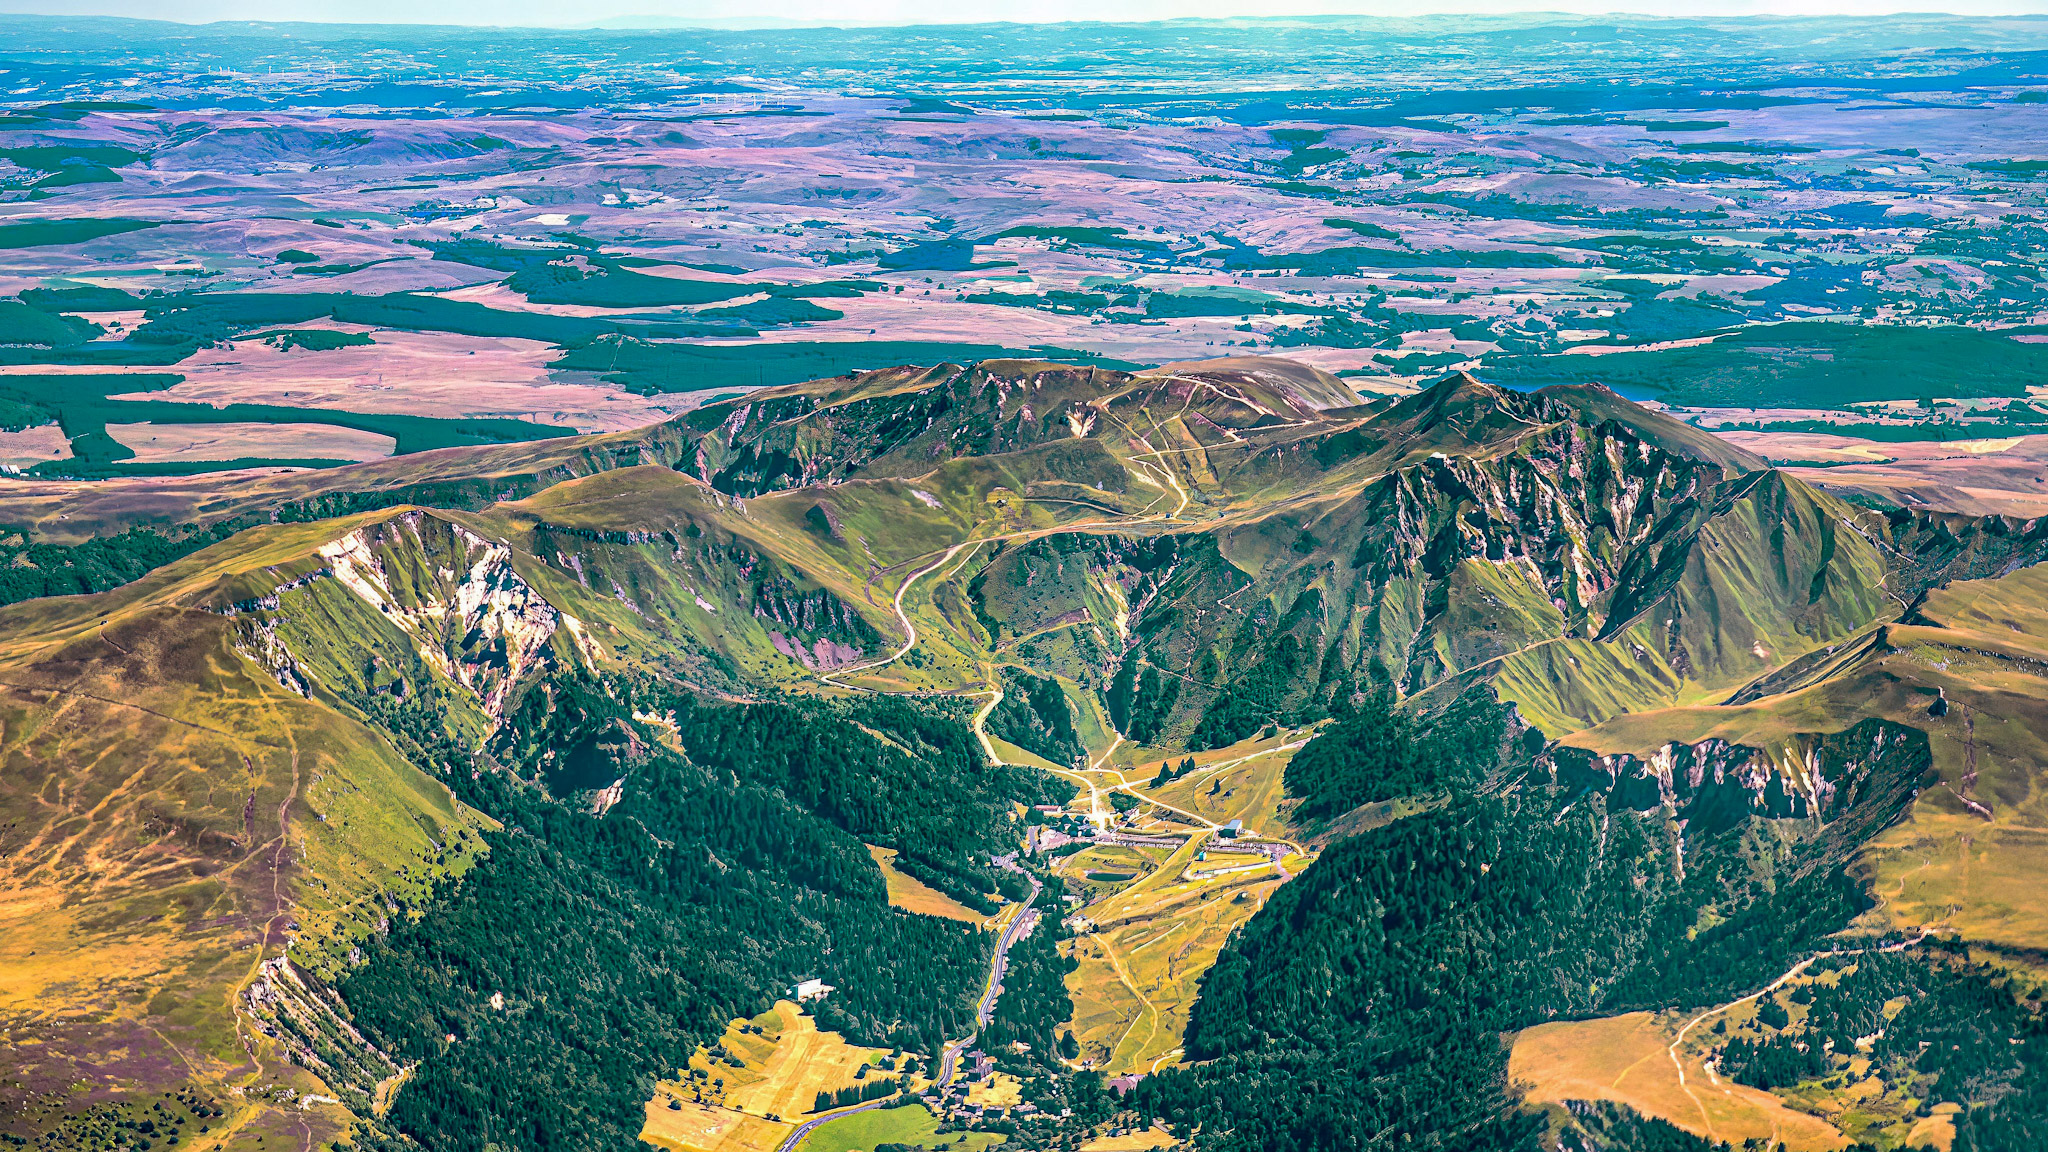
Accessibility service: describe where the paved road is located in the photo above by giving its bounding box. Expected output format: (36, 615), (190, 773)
(774, 870), (1044, 1152)
(980, 873), (1045, 1028)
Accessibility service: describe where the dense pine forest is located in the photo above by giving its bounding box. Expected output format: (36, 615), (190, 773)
(985, 667), (1087, 768)
(327, 676), (1057, 1152)
(1130, 690), (1989, 1152)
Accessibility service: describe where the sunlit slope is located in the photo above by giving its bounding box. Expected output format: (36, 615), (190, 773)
(1484, 469), (1894, 732)
(0, 516), (493, 1144)
(952, 374), (1890, 746)
(1566, 559), (2048, 964)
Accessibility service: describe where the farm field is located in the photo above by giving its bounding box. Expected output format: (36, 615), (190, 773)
(797, 1103), (1002, 1152)
(0, 424), (70, 467)
(1717, 429), (2048, 517)
(965, 1070), (1024, 1109)
(105, 420), (396, 463)
(3, 12), (2046, 498)
(641, 1001), (917, 1152)
(96, 327), (702, 430)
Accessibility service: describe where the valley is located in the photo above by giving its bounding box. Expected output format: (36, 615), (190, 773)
(1, 349), (2039, 1152)
(1, 12), (2047, 1152)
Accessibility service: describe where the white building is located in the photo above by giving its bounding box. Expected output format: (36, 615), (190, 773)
(793, 978), (835, 1002)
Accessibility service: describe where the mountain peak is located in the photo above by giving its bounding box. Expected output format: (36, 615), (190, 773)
(1535, 382), (1765, 474)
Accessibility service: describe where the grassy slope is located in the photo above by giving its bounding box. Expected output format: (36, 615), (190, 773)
(1511, 1011), (1849, 1152)
(4, 355), (2045, 1146)
(1060, 831), (1289, 1074)
(868, 844), (985, 923)
(1563, 561), (2048, 959)
(1515, 561), (2048, 1145)
(1468, 471), (1894, 734)
(0, 513), (492, 1145)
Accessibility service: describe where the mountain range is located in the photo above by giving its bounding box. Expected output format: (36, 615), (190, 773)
(3, 355), (2046, 1152)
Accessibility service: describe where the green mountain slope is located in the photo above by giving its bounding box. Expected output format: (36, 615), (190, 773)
(1, 355), (2045, 1152)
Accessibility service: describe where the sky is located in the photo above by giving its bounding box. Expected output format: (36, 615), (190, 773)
(1, 0), (2046, 27)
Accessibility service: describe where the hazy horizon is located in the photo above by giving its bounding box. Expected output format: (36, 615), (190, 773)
(2, 0), (2046, 29)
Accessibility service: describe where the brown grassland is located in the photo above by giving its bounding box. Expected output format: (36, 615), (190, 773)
(1514, 954), (1967, 1152)
(1511, 1011), (1850, 1152)
(866, 844), (984, 923)
(640, 1000), (918, 1152)
(105, 421), (398, 463)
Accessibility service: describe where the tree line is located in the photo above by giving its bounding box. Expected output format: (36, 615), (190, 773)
(334, 673), (1052, 1152)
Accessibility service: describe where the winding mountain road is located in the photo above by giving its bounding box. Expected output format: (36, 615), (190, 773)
(1663, 931), (1932, 1140)
(782, 427), (1212, 1151)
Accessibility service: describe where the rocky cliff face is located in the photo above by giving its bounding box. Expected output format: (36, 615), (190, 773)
(968, 377), (1895, 743)
(1543, 719), (1931, 846)
(224, 511), (586, 739)
(314, 515), (564, 717)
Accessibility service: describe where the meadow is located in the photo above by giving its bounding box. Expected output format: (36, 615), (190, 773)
(1058, 832), (1295, 1074)
(798, 1103), (1001, 1152)
(638, 999), (927, 1152)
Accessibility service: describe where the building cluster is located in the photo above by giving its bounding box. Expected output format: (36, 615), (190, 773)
(915, 1050), (1045, 1124)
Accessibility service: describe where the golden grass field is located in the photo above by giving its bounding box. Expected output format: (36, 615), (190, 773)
(1079, 1125), (1176, 1151)
(1510, 1011), (1849, 1152)
(1066, 843), (1168, 901)
(867, 844), (984, 922)
(966, 1070), (1024, 1109)
(1515, 953), (1968, 1152)
(1041, 723), (1318, 1075)
(1122, 726), (1312, 838)
(1868, 813), (2048, 961)
(641, 1000), (918, 1152)
(1060, 832), (1295, 1074)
